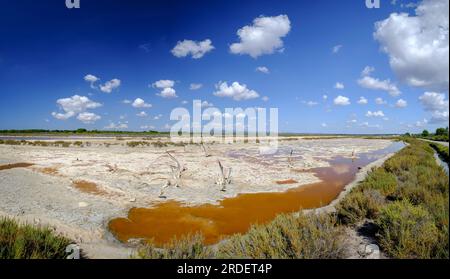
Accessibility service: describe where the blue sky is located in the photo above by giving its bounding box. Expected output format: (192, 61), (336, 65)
(0, 0), (448, 134)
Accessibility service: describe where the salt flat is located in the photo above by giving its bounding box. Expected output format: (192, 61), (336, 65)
(0, 137), (393, 258)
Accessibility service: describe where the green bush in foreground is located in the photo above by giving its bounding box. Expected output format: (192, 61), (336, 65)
(376, 200), (441, 259)
(360, 168), (398, 196)
(336, 188), (385, 225)
(136, 233), (213, 259)
(0, 218), (72, 259)
(217, 213), (346, 259)
(337, 139), (448, 258)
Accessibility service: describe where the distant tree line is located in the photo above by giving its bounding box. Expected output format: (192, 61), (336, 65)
(0, 129), (167, 135)
(404, 127), (449, 142)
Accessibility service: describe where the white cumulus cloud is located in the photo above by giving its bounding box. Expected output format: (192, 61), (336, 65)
(361, 66), (375, 77)
(171, 39), (214, 59)
(358, 76), (401, 97)
(152, 80), (175, 89)
(104, 122), (128, 130)
(152, 80), (178, 98)
(230, 15), (291, 58)
(358, 96), (368, 105)
(419, 92), (449, 111)
(334, 82), (345, 90)
(157, 87), (178, 98)
(375, 97), (387, 105)
(366, 110), (385, 117)
(190, 83), (203, 90)
(77, 112), (101, 124)
(256, 66), (270, 74)
(51, 111), (75, 120)
(132, 98), (152, 108)
(303, 101), (319, 106)
(99, 78), (121, 93)
(136, 111), (148, 117)
(395, 98), (408, 108)
(213, 81), (260, 101)
(374, 0), (449, 91)
(332, 45), (343, 53)
(334, 95), (351, 106)
(419, 92), (449, 123)
(52, 95), (102, 121)
(84, 74), (99, 88)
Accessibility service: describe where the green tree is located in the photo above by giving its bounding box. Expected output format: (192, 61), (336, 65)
(422, 130), (430, 137)
(436, 128), (446, 136)
(436, 127), (448, 136)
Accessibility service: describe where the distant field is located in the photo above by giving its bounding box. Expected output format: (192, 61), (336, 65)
(0, 129), (402, 140)
(0, 129), (169, 137)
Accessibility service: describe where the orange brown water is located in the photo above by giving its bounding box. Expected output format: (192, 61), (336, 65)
(109, 142), (405, 245)
(0, 163), (34, 171)
(276, 179), (298, 185)
(40, 167), (59, 176)
(73, 180), (108, 195)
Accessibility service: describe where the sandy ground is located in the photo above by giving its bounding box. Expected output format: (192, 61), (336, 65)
(0, 138), (393, 258)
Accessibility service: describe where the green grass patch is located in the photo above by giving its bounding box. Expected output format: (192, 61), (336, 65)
(0, 217), (73, 259)
(376, 200), (443, 259)
(217, 213), (346, 259)
(136, 233), (213, 259)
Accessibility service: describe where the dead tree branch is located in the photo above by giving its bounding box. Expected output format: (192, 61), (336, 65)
(166, 151), (186, 188)
(216, 160), (232, 191)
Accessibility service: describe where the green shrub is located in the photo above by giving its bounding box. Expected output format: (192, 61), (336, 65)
(337, 189), (385, 225)
(360, 168), (397, 196)
(54, 141), (71, 148)
(32, 141), (49, 147)
(0, 217), (73, 259)
(73, 141), (83, 147)
(376, 200), (442, 259)
(2, 140), (22, 145)
(136, 233), (213, 259)
(217, 213), (346, 259)
(152, 141), (168, 147)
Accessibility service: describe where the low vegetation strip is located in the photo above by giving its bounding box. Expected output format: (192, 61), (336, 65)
(0, 217), (72, 259)
(137, 138), (449, 259)
(337, 138), (448, 259)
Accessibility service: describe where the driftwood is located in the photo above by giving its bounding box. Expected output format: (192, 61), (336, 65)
(216, 160), (232, 192)
(287, 149), (294, 168)
(201, 143), (212, 157)
(106, 164), (118, 173)
(158, 152), (187, 198)
(159, 183), (169, 198)
(166, 151), (187, 188)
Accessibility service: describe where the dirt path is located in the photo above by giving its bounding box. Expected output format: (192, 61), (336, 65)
(419, 138), (449, 147)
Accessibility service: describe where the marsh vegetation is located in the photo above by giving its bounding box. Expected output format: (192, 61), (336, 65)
(0, 217), (72, 259)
